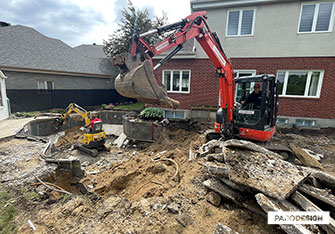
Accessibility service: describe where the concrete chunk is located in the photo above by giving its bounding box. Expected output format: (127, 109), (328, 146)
(290, 144), (323, 170)
(205, 162), (229, 178)
(213, 222), (239, 234)
(224, 139), (283, 159)
(224, 146), (309, 200)
(203, 178), (244, 204)
(255, 193), (318, 234)
(292, 191), (335, 234)
(114, 132), (127, 148)
(299, 184), (335, 208)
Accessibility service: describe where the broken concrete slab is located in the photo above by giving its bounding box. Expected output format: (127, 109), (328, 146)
(44, 158), (84, 180)
(223, 139), (283, 159)
(197, 140), (225, 158)
(114, 132), (128, 148)
(241, 199), (266, 217)
(224, 147), (309, 200)
(206, 191), (221, 207)
(255, 193), (319, 234)
(303, 149), (324, 161)
(298, 184), (335, 208)
(103, 124), (123, 137)
(205, 161), (229, 178)
(203, 178), (244, 204)
(290, 144), (323, 170)
(292, 191), (335, 234)
(219, 177), (252, 193)
(206, 153), (225, 163)
(302, 167), (335, 188)
(213, 222), (239, 234)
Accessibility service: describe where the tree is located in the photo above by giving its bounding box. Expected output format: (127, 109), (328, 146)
(0, 22), (11, 27)
(103, 0), (167, 57)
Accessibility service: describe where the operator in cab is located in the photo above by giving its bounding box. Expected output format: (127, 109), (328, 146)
(242, 83), (262, 107)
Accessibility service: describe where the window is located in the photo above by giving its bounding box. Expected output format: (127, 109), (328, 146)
(227, 9), (255, 36)
(162, 70), (190, 93)
(298, 2), (334, 33)
(164, 110), (185, 119)
(38, 81), (54, 90)
(276, 71), (323, 97)
(277, 118), (289, 125)
(296, 119), (316, 127)
(234, 70), (256, 102)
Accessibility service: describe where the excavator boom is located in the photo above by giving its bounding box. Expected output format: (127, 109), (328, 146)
(112, 11), (235, 136)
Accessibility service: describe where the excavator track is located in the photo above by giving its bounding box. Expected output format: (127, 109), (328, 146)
(204, 130), (295, 162)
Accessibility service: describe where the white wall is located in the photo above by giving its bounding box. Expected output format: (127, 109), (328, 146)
(194, 0), (335, 58)
(0, 71), (9, 120)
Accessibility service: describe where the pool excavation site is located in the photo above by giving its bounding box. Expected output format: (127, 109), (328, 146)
(1, 110), (335, 233)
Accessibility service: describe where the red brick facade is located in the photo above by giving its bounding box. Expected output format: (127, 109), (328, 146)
(154, 57), (335, 119)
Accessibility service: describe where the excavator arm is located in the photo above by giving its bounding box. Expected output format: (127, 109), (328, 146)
(56, 103), (91, 126)
(112, 11), (235, 136)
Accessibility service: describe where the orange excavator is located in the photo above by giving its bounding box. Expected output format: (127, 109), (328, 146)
(112, 11), (279, 142)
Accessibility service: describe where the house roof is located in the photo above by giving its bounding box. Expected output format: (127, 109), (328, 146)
(73, 44), (108, 58)
(0, 25), (118, 77)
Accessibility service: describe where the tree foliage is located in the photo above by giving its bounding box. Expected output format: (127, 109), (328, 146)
(103, 0), (167, 57)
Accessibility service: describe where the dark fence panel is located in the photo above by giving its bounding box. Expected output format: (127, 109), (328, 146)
(7, 89), (136, 112)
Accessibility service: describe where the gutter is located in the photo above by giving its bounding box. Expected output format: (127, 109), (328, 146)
(191, 0), (297, 10)
(0, 66), (117, 79)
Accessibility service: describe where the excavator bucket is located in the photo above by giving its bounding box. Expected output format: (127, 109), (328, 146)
(112, 53), (180, 109)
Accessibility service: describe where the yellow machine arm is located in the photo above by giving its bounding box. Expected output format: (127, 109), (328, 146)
(59, 103), (91, 126)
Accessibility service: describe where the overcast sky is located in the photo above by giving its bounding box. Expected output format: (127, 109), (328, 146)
(1, 0), (191, 47)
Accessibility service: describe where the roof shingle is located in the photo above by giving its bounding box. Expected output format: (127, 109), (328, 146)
(0, 25), (117, 76)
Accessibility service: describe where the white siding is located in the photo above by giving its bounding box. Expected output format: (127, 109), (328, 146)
(194, 0), (335, 58)
(0, 74), (9, 120)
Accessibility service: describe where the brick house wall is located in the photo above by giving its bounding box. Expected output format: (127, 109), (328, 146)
(154, 57), (335, 119)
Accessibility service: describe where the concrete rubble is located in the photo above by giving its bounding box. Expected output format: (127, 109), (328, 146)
(198, 138), (335, 234)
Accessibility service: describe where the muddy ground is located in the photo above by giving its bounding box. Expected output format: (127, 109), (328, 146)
(0, 121), (334, 234)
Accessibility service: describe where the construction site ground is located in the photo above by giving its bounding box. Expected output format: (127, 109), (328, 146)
(0, 120), (334, 234)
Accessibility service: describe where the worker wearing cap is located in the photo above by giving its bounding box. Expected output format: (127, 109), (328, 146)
(244, 83), (262, 106)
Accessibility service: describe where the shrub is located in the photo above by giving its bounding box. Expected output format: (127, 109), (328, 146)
(140, 107), (163, 120)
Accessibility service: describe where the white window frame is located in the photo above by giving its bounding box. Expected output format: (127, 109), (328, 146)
(37, 80), (54, 90)
(234, 70), (257, 101)
(234, 70), (256, 77)
(298, 2), (335, 34)
(296, 119), (316, 127)
(276, 70), (324, 98)
(164, 110), (186, 119)
(162, 70), (191, 94)
(226, 8), (256, 37)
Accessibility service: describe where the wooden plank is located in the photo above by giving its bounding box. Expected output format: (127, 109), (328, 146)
(292, 191), (335, 234)
(255, 193), (318, 234)
(290, 145), (323, 170)
(224, 146), (309, 200)
(299, 184), (335, 208)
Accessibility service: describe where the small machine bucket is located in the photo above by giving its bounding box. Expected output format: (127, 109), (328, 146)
(113, 53), (180, 109)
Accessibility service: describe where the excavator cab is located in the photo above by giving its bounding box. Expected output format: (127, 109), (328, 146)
(233, 74), (278, 141)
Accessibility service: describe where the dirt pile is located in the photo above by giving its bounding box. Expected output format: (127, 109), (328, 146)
(54, 126), (83, 147)
(15, 122), (280, 234)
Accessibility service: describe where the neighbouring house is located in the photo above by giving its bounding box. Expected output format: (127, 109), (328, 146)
(153, 0), (335, 127)
(0, 25), (132, 112)
(0, 69), (9, 120)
